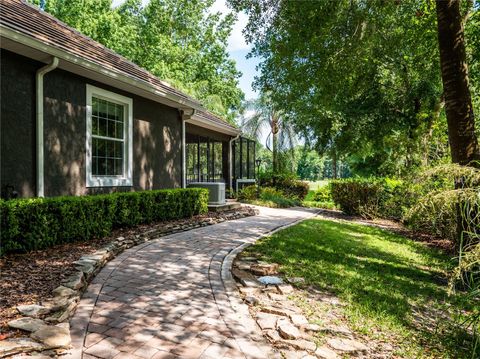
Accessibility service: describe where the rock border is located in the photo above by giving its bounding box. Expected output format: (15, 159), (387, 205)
(1, 207), (258, 358)
(219, 208), (321, 359)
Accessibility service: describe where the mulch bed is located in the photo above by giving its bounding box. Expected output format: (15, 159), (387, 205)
(315, 208), (456, 253)
(0, 207), (256, 339)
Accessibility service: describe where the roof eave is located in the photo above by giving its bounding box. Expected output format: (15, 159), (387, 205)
(0, 25), (203, 111)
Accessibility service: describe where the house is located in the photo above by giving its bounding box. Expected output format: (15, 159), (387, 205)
(0, 0), (257, 202)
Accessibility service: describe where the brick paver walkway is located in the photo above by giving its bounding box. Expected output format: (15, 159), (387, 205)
(69, 206), (318, 359)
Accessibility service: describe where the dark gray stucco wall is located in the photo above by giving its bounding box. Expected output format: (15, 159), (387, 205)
(1, 49), (183, 198)
(0, 49), (37, 198)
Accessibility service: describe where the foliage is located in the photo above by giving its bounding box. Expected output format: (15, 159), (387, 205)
(30, 0), (243, 121)
(405, 164), (480, 244)
(229, 0), (480, 176)
(236, 184), (258, 201)
(239, 93), (297, 172)
(0, 188), (208, 255)
(295, 147), (325, 181)
(312, 185), (332, 203)
(246, 218), (474, 358)
(257, 171), (309, 200)
(237, 185), (299, 208)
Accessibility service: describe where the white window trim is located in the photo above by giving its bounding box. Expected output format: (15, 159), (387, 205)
(86, 84), (133, 187)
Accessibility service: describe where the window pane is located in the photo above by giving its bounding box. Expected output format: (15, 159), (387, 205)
(98, 117), (107, 137)
(116, 104), (124, 121)
(107, 120), (116, 138)
(107, 102), (116, 120)
(99, 99), (107, 118)
(115, 121), (123, 139)
(92, 116), (99, 135)
(114, 158), (123, 176)
(92, 97), (98, 116)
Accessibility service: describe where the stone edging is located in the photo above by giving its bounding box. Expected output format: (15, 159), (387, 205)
(218, 209), (321, 359)
(1, 207), (257, 358)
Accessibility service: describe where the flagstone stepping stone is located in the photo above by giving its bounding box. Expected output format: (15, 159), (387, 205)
(315, 346), (339, 359)
(290, 314), (309, 327)
(276, 284), (294, 294)
(8, 318), (47, 332)
(277, 318), (301, 340)
(17, 304), (50, 317)
(256, 313), (280, 330)
(0, 338), (44, 357)
(251, 262), (279, 276)
(301, 323), (322, 332)
(258, 276), (283, 285)
(265, 329), (282, 342)
(321, 325), (352, 337)
(239, 287), (260, 295)
(261, 305), (296, 317)
(267, 292), (286, 301)
(277, 339), (316, 352)
(282, 350), (311, 359)
(245, 296), (260, 305)
(31, 324), (71, 348)
(232, 268), (261, 287)
(327, 338), (368, 353)
(235, 261), (252, 271)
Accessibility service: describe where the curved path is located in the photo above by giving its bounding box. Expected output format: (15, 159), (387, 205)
(69, 206), (318, 359)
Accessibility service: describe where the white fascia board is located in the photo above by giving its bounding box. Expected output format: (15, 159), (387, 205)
(0, 26), (201, 111)
(188, 114), (241, 136)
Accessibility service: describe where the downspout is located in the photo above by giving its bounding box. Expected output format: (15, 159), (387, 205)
(36, 57), (59, 197)
(181, 109), (196, 188)
(229, 133), (241, 192)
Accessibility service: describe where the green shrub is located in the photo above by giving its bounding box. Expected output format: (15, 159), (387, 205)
(312, 185), (332, 202)
(0, 188), (208, 255)
(259, 186), (299, 208)
(330, 177), (411, 219)
(258, 171), (309, 200)
(330, 178), (383, 216)
(237, 185), (258, 201)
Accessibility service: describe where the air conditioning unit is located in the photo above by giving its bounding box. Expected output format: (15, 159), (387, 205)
(187, 182), (226, 205)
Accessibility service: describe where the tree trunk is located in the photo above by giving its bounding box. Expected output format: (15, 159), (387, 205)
(332, 151), (337, 179)
(436, 0), (480, 167)
(271, 115), (279, 173)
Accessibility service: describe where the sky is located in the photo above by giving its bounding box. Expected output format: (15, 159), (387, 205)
(210, 0), (259, 100)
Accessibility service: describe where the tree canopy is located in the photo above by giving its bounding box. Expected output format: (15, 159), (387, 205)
(229, 0), (479, 175)
(32, 0), (244, 123)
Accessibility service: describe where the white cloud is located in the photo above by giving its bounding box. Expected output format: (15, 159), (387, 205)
(211, 0), (251, 52)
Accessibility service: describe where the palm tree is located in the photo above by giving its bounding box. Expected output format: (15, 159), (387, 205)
(239, 93), (296, 173)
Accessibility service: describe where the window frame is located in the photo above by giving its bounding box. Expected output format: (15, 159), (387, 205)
(86, 85), (133, 187)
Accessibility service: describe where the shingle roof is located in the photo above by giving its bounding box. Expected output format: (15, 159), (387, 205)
(0, 0), (237, 131)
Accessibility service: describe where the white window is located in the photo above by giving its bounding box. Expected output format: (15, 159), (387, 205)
(86, 85), (133, 187)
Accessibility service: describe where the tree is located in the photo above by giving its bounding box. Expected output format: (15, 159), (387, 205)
(239, 94), (296, 173)
(31, 0), (244, 122)
(229, 0), (480, 175)
(436, 0), (480, 167)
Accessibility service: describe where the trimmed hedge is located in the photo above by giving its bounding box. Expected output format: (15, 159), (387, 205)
(258, 172), (309, 200)
(330, 177), (408, 218)
(0, 188), (208, 254)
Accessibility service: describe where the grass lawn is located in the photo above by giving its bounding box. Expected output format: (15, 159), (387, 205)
(245, 218), (475, 358)
(307, 180), (330, 191)
(303, 181), (336, 209)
